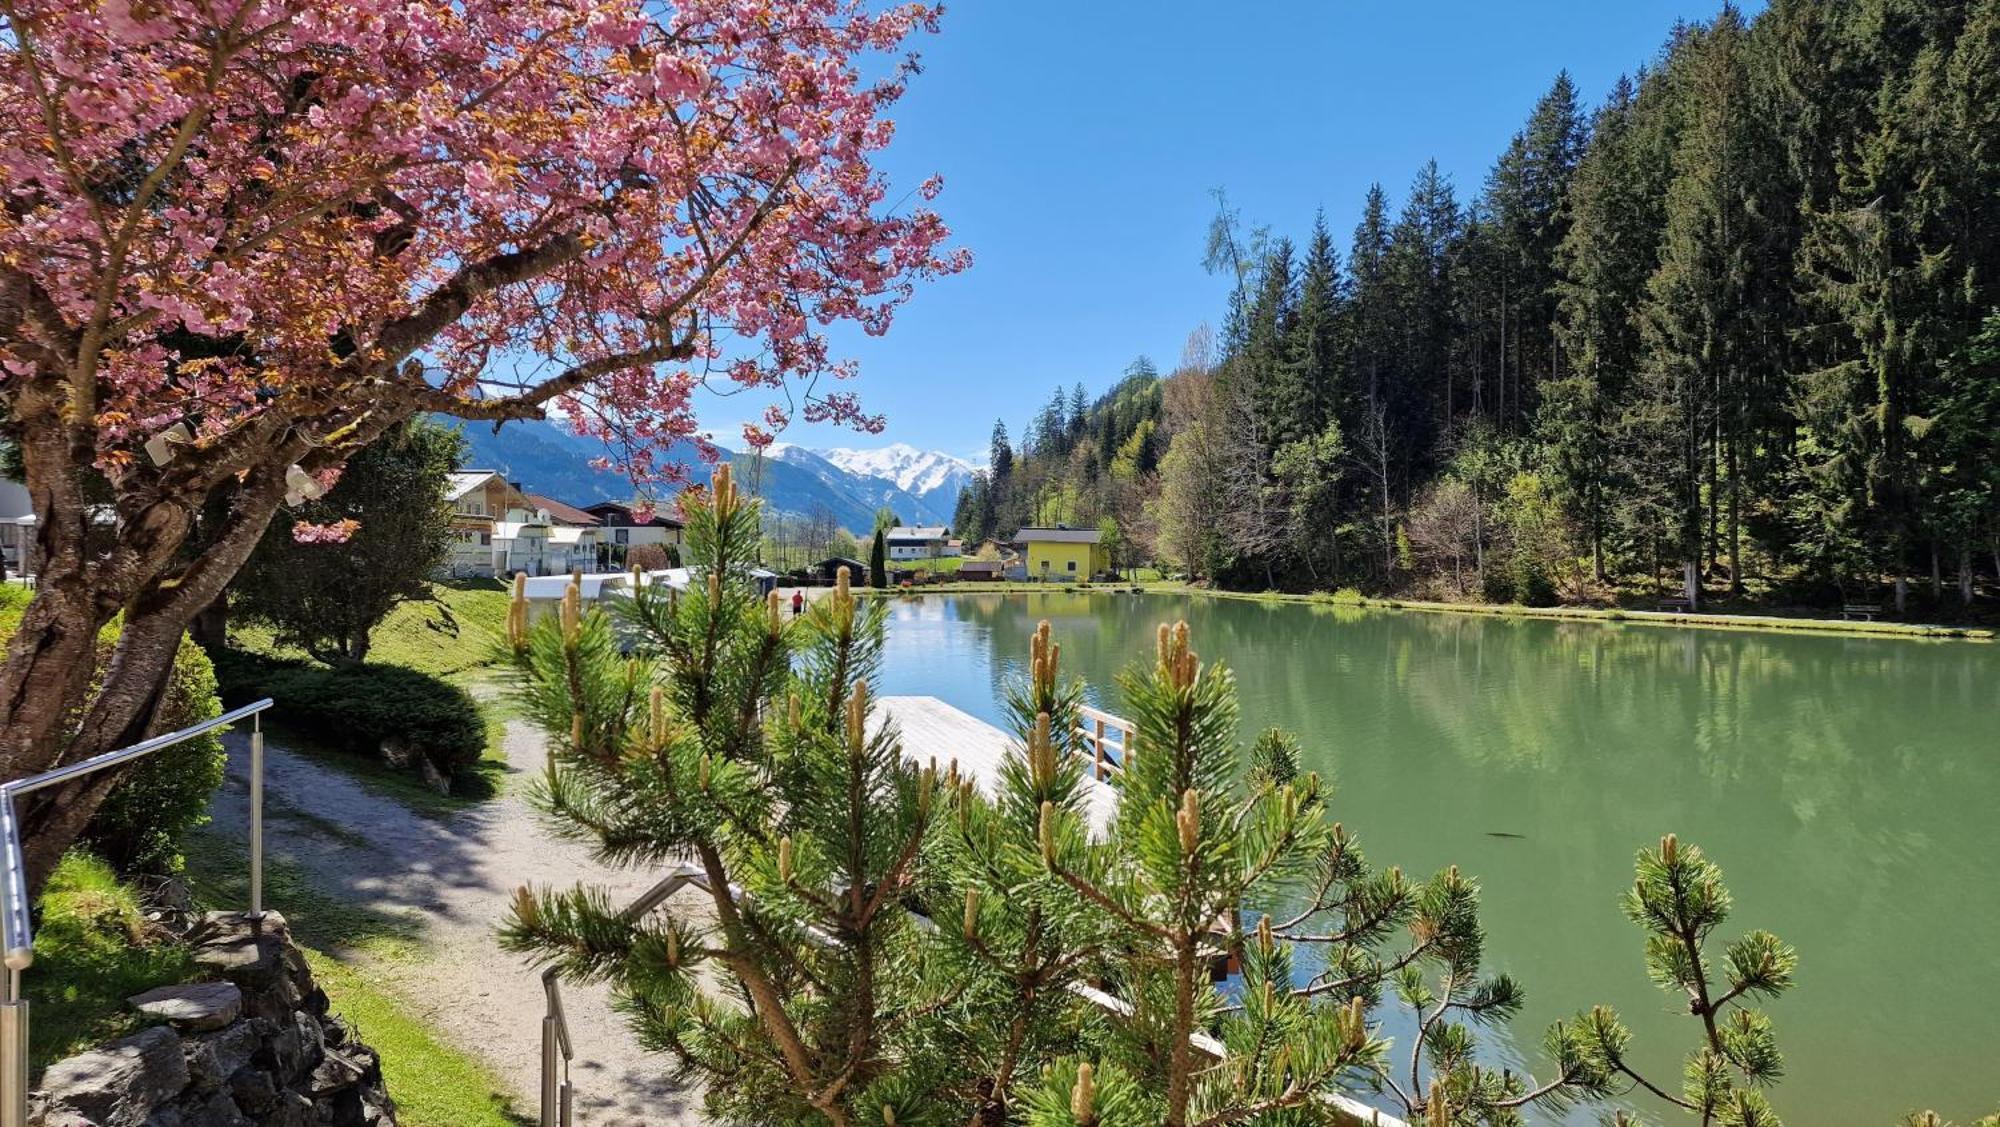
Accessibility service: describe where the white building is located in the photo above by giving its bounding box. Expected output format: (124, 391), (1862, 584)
(884, 525), (955, 561)
(443, 471), (597, 577)
(583, 501), (684, 563)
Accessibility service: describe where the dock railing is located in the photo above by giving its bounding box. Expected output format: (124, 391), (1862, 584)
(1074, 704), (1134, 782)
(2, 698), (276, 1127)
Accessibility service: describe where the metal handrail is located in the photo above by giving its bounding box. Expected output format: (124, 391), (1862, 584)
(2, 697), (274, 1127)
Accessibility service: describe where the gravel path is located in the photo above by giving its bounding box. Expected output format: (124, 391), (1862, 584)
(207, 713), (711, 1125)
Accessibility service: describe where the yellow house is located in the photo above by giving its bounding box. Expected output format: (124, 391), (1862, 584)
(1018, 526), (1110, 581)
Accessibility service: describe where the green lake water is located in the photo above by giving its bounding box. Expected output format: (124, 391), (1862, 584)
(875, 592), (2000, 1124)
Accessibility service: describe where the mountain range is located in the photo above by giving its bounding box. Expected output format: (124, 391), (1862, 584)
(443, 417), (971, 533)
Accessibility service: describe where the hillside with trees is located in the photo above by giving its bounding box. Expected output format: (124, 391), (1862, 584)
(962, 0), (1999, 615)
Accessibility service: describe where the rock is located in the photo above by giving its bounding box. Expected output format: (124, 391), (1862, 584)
(130, 982), (243, 1032)
(35, 1026), (189, 1127)
(377, 737), (414, 770)
(184, 1023), (260, 1090)
(417, 756), (451, 795)
(225, 1068), (279, 1116)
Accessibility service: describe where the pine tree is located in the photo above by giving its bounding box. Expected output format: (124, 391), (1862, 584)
(502, 468), (945, 1125)
(870, 525), (889, 588)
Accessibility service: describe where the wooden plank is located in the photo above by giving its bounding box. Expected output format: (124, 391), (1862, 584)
(876, 696), (1117, 836)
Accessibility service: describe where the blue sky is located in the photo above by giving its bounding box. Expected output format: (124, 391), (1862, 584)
(718, 0), (1756, 464)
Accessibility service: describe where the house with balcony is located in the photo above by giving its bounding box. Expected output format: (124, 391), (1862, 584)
(583, 501), (684, 566)
(443, 471), (596, 577)
(885, 525), (953, 561)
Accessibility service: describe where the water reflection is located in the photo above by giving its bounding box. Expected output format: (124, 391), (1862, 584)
(876, 593), (2000, 1124)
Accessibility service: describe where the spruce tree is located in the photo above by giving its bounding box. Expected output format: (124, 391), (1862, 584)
(870, 525), (889, 588)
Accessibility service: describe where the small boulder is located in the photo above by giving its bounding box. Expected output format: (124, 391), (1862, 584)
(184, 1022), (260, 1090)
(129, 982), (243, 1032)
(377, 737), (415, 770)
(417, 756), (452, 795)
(34, 1026), (188, 1127)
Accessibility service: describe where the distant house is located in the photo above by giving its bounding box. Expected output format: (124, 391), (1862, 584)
(1017, 526), (1110, 581)
(815, 556), (869, 584)
(0, 479), (34, 577)
(885, 525), (952, 561)
(584, 501), (684, 565)
(957, 560), (1005, 581)
(443, 471), (594, 577)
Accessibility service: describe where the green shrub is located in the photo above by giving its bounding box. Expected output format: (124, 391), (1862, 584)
(1330, 586), (1367, 605)
(214, 651), (484, 777)
(82, 638), (226, 874)
(0, 588), (225, 876)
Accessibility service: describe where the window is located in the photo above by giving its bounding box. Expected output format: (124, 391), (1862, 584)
(479, 533), (491, 546)
(1066, 559), (1077, 572)
(614, 529), (629, 544)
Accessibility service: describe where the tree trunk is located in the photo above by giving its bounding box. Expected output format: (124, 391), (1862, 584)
(191, 594), (229, 651)
(1929, 542), (1941, 603)
(1893, 574), (1908, 616)
(1960, 546), (1974, 606)
(1685, 559), (1700, 610)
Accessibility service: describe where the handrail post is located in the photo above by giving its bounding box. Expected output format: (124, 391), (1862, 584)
(540, 1014), (560, 1126)
(249, 713), (265, 919)
(2, 967), (25, 1127)
(1093, 718), (1106, 781)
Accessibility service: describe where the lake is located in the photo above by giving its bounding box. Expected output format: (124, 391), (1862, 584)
(874, 591), (2000, 1124)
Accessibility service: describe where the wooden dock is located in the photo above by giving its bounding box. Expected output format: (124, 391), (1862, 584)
(876, 696), (1119, 835)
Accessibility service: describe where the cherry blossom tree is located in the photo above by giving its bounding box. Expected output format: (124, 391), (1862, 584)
(0, 0), (965, 893)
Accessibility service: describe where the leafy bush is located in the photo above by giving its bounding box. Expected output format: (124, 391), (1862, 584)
(1330, 586), (1366, 604)
(214, 651), (484, 777)
(0, 587), (225, 875)
(82, 638), (226, 874)
(625, 543), (673, 570)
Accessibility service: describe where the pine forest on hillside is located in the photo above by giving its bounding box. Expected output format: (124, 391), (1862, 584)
(954, 1), (2000, 615)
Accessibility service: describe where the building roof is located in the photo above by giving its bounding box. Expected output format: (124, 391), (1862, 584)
(528, 495), (601, 526)
(959, 560), (1004, 572)
(445, 470), (500, 500)
(547, 526), (594, 545)
(818, 556), (868, 569)
(1016, 526), (1102, 544)
(885, 525), (948, 541)
(584, 501), (684, 529)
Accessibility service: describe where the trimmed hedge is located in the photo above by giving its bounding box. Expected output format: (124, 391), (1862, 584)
(213, 651), (484, 779)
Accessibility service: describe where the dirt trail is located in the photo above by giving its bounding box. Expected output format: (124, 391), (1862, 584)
(207, 715), (709, 1125)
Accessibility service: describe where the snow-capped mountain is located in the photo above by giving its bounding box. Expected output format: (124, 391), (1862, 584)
(816, 443), (974, 499)
(765, 442), (972, 526)
(448, 417), (974, 533)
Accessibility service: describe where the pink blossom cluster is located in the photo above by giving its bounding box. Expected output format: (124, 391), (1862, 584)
(1, 0), (968, 487)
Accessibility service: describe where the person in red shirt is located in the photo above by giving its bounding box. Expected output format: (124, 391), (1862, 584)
(791, 590), (805, 617)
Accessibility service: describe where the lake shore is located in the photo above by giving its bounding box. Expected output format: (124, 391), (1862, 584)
(859, 581), (1997, 642)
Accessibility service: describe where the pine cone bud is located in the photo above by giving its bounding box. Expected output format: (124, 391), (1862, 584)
(778, 835), (793, 882)
(962, 887), (979, 940)
(1070, 1062), (1095, 1122)
(697, 754), (711, 791)
(846, 681), (868, 754)
(650, 686), (667, 749)
(1177, 789), (1200, 853)
(511, 885), (540, 929)
(1256, 914), (1273, 956)
(836, 565), (851, 600)
(881, 1108), (897, 1127)
(665, 927), (681, 968)
(768, 589), (783, 634)
(1038, 800), (1056, 862)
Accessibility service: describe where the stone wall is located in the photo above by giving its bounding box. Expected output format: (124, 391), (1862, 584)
(31, 912), (396, 1127)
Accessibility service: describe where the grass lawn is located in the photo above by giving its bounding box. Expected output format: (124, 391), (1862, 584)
(228, 579), (513, 677)
(224, 579), (519, 814)
(26, 853), (198, 1076)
